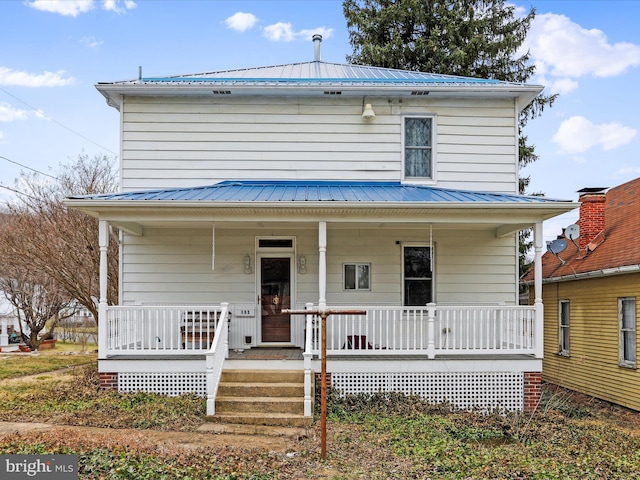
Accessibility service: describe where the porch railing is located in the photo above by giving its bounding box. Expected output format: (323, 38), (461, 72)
(206, 303), (230, 415)
(100, 303), (540, 360)
(308, 303), (539, 358)
(102, 305), (224, 356)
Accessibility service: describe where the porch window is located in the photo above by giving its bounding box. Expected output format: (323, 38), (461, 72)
(404, 117), (434, 178)
(403, 246), (432, 306)
(558, 300), (570, 356)
(343, 263), (371, 291)
(619, 297), (636, 368)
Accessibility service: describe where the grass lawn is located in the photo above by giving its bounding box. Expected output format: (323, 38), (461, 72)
(1, 362), (640, 478)
(0, 341), (97, 380)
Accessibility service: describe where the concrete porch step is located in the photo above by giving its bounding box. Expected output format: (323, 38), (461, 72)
(220, 369), (304, 383)
(211, 368), (313, 427)
(216, 395), (304, 415)
(207, 412), (312, 427)
(217, 382), (303, 397)
(197, 421), (309, 437)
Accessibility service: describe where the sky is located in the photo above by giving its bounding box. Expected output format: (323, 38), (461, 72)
(1, 0), (639, 242)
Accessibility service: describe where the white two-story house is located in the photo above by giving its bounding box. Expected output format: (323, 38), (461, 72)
(67, 36), (576, 424)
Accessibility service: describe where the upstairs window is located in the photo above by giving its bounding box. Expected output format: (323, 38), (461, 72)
(559, 300), (570, 356)
(619, 297), (636, 368)
(404, 117), (434, 179)
(403, 246), (433, 306)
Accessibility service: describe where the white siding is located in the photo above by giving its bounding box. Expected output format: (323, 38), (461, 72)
(121, 226), (517, 307)
(120, 96), (518, 193)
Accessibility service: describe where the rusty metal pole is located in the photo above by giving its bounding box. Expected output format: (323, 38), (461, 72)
(282, 308), (365, 461)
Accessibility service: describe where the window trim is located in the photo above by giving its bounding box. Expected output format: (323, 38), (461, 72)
(402, 244), (434, 306)
(558, 300), (570, 356)
(342, 262), (371, 291)
(619, 297), (636, 369)
(402, 114), (437, 184)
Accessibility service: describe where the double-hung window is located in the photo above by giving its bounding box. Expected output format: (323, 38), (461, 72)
(619, 297), (636, 368)
(558, 300), (570, 356)
(404, 117), (434, 179)
(343, 263), (371, 291)
(403, 246), (433, 306)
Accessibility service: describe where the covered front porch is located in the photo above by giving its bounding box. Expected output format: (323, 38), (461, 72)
(65, 180), (575, 415)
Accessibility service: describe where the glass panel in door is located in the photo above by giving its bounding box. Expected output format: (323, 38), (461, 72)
(260, 257), (291, 342)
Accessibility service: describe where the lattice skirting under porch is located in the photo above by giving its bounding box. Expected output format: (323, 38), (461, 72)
(117, 372), (206, 397)
(330, 371), (526, 412)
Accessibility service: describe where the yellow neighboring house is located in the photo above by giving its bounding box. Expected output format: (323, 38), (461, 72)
(523, 177), (640, 411)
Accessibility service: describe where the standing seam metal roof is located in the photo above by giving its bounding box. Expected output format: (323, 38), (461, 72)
(69, 181), (570, 204)
(104, 61), (526, 88)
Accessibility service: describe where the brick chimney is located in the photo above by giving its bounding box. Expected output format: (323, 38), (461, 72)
(577, 187), (607, 251)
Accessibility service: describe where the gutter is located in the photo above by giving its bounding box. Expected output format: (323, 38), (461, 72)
(64, 199), (577, 211)
(523, 264), (640, 285)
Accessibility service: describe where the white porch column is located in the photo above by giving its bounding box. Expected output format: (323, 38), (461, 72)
(98, 220), (109, 360)
(533, 221), (544, 358)
(318, 221), (327, 312)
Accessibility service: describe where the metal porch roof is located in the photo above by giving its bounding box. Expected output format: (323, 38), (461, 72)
(69, 181), (571, 205)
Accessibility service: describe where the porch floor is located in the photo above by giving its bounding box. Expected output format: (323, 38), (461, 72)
(228, 347), (304, 361)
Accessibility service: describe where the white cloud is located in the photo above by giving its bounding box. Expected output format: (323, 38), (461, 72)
(27, 0), (94, 16)
(298, 27), (334, 42)
(263, 22), (295, 42)
(103, 0), (136, 14)
(263, 23), (334, 42)
(0, 67), (75, 87)
(0, 103), (29, 122)
(225, 12), (258, 32)
(553, 116), (637, 154)
(80, 36), (104, 48)
(524, 13), (640, 92)
(27, 0), (135, 17)
(616, 166), (640, 177)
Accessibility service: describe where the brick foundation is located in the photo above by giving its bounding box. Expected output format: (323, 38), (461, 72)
(315, 372), (332, 389)
(99, 372), (118, 391)
(524, 371), (542, 413)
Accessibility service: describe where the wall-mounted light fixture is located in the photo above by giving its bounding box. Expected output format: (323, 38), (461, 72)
(298, 254), (307, 274)
(243, 254), (252, 274)
(362, 102), (376, 120)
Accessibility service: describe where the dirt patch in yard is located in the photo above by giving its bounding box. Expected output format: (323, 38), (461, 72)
(0, 421), (311, 453)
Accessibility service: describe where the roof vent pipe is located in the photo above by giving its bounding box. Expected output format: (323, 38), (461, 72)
(312, 34), (322, 61)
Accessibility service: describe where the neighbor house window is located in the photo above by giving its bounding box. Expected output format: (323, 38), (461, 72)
(559, 300), (570, 356)
(619, 297), (636, 368)
(343, 263), (371, 291)
(404, 117), (434, 178)
(403, 246), (433, 305)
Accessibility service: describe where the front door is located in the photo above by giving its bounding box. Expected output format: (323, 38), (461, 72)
(260, 257), (291, 343)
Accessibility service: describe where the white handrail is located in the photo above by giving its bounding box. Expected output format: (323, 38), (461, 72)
(206, 303), (230, 416)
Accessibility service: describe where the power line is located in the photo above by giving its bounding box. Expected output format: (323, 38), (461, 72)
(0, 155), (57, 179)
(0, 87), (118, 156)
(0, 183), (37, 201)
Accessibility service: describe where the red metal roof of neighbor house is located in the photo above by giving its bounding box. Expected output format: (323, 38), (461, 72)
(523, 177), (640, 283)
(68, 180), (571, 205)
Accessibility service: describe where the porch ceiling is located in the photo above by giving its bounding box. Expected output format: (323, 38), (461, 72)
(69, 204), (573, 238)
